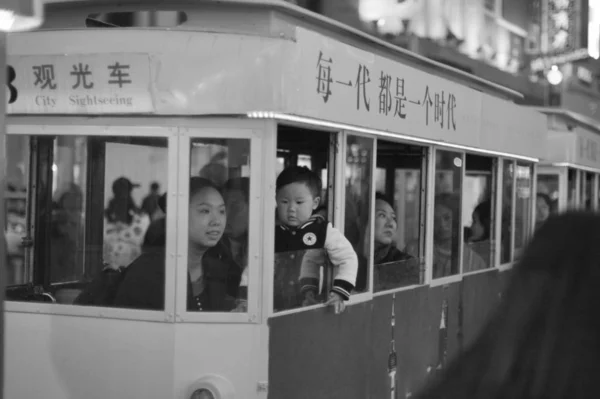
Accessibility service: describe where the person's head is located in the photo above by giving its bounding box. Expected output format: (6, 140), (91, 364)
(275, 166), (322, 227)
(188, 177), (226, 250)
(536, 193), (552, 224)
(199, 163), (228, 187)
(434, 193), (459, 242)
(150, 182), (160, 193)
(416, 211), (600, 399)
(470, 200), (491, 241)
(374, 193), (397, 247)
(223, 177), (250, 239)
(112, 177), (140, 199)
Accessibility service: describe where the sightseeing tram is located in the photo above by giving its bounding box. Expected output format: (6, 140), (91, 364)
(533, 107), (600, 217)
(3, 1), (547, 398)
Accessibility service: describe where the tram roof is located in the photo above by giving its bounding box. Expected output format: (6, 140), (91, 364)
(40, 0), (522, 101)
(530, 106), (600, 135)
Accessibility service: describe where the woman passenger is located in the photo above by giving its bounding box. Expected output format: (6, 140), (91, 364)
(433, 193), (486, 277)
(113, 177), (242, 311)
(372, 193), (418, 290)
(415, 212), (600, 399)
(535, 192), (552, 231)
(465, 200), (492, 267)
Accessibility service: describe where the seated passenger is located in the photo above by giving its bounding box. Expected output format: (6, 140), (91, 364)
(222, 177), (250, 312)
(372, 193), (418, 290)
(535, 193), (552, 231)
(433, 193), (486, 277)
(113, 178), (242, 311)
(274, 166), (358, 314)
(465, 200), (492, 268)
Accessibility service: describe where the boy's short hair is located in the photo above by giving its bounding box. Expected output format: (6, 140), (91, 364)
(276, 166), (322, 198)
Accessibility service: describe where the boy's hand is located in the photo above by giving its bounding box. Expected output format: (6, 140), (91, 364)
(231, 299), (248, 313)
(302, 291), (319, 307)
(325, 292), (346, 314)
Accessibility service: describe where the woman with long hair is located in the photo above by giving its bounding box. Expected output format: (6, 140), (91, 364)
(416, 211), (600, 399)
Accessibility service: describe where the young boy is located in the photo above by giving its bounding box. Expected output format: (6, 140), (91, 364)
(274, 166), (358, 314)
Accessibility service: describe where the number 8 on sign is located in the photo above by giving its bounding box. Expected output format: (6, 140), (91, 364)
(6, 65), (17, 104)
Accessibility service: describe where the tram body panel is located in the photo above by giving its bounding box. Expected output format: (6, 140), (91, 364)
(4, 312), (176, 399)
(5, 313), (265, 399)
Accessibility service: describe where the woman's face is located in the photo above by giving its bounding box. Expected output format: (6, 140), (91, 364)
(434, 204), (453, 241)
(536, 196), (550, 223)
(470, 211), (485, 241)
(224, 188), (249, 239)
(189, 186), (226, 249)
(374, 199), (397, 246)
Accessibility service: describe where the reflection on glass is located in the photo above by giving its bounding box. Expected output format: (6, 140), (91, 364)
(500, 160), (514, 264)
(4, 135), (172, 309)
(345, 135), (373, 293)
(373, 139), (423, 291)
(5, 135), (29, 286)
(514, 163), (533, 259)
(433, 150), (462, 278)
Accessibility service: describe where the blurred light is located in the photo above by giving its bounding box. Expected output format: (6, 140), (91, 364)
(547, 65), (563, 85)
(0, 0), (44, 32)
(377, 18), (386, 27)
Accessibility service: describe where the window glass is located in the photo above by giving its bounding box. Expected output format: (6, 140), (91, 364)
(514, 163), (533, 259)
(345, 135), (372, 293)
(462, 154), (494, 271)
(568, 168), (577, 209)
(500, 160), (514, 264)
(274, 126), (340, 312)
(536, 174), (558, 230)
(583, 172), (593, 210)
(5, 136), (29, 287)
(5, 134), (169, 310)
(186, 138), (250, 312)
(373, 140), (423, 291)
(433, 150), (463, 278)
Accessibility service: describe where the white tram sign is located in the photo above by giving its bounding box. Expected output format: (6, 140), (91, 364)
(7, 53), (153, 113)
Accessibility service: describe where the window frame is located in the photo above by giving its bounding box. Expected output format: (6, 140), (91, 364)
(5, 121), (178, 322)
(371, 136), (428, 297)
(176, 125), (263, 324)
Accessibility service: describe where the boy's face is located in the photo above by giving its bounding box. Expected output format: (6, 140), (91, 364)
(276, 182), (320, 227)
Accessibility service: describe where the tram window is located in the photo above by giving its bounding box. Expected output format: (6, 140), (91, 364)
(462, 154), (494, 272)
(5, 136), (29, 287)
(568, 168), (577, 209)
(345, 135), (373, 293)
(274, 126), (347, 312)
(514, 163), (533, 260)
(500, 160), (514, 264)
(536, 174), (558, 230)
(583, 172), (593, 210)
(186, 138), (250, 313)
(433, 150), (463, 279)
(372, 139), (424, 292)
(4, 135), (169, 309)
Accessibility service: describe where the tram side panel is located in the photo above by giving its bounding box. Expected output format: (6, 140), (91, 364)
(268, 302), (371, 399)
(4, 313), (176, 399)
(368, 286), (441, 399)
(461, 270), (502, 348)
(268, 283), (467, 399)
